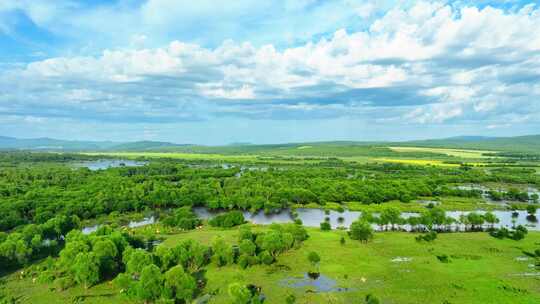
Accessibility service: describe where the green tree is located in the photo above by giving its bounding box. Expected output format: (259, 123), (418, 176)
(380, 207), (402, 230)
(320, 221), (331, 231)
(484, 212), (499, 229)
(72, 252), (100, 289)
(211, 237), (233, 266)
(260, 231), (284, 258)
(126, 249), (153, 277)
(526, 205), (537, 216)
(239, 239), (256, 256)
(93, 239), (118, 276)
(136, 264), (163, 302)
(307, 251), (320, 266)
(349, 220), (373, 243)
(228, 283), (252, 304)
(163, 265), (197, 303)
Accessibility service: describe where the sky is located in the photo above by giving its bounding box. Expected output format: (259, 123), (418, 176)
(0, 0), (539, 145)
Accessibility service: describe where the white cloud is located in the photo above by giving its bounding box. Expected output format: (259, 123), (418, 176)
(198, 84), (255, 99)
(1, 1), (539, 131)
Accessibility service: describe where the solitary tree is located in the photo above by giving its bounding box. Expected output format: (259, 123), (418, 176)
(349, 220), (373, 243)
(307, 251), (321, 274)
(527, 205), (537, 216)
(320, 221), (331, 231)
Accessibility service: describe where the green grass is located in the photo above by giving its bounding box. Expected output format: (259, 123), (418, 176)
(4, 226), (540, 304)
(388, 146), (496, 159)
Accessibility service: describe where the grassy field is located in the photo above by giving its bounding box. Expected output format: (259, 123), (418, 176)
(372, 158), (460, 167)
(83, 151), (462, 167)
(4, 226), (540, 304)
(388, 147), (496, 159)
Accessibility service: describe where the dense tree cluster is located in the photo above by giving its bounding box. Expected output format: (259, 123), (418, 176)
(488, 188), (531, 202)
(161, 207), (201, 230)
(208, 211), (245, 228)
(235, 224), (309, 269)
(4, 152), (539, 234)
(20, 222), (306, 303)
(0, 215), (80, 269)
(357, 207), (503, 233)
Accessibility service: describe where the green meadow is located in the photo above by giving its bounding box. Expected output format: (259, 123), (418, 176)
(3, 226), (540, 304)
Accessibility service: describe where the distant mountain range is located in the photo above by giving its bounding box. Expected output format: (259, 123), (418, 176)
(1, 134), (539, 153)
(0, 136), (187, 151)
(399, 135), (540, 152)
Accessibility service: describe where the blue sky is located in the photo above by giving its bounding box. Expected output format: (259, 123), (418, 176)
(1, 0), (539, 144)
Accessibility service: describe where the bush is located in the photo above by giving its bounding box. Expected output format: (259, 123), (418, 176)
(415, 231), (437, 242)
(54, 277), (74, 291)
(511, 225), (528, 240)
(320, 221), (331, 231)
(365, 293), (380, 304)
(436, 254), (450, 263)
(490, 225), (528, 240)
(209, 211), (245, 228)
(286, 293), (296, 304)
(349, 220), (373, 242)
(489, 227), (509, 239)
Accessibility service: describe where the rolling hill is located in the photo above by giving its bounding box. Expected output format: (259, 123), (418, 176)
(1, 134), (539, 154)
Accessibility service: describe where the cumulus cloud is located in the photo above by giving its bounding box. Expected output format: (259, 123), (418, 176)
(0, 1), (539, 141)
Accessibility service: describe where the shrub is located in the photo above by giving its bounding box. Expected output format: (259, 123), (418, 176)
(320, 221), (331, 231)
(436, 254), (450, 263)
(511, 225), (528, 240)
(365, 293), (380, 304)
(415, 231), (437, 242)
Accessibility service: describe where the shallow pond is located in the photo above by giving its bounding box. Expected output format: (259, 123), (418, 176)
(72, 159), (147, 171)
(280, 273), (351, 292)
